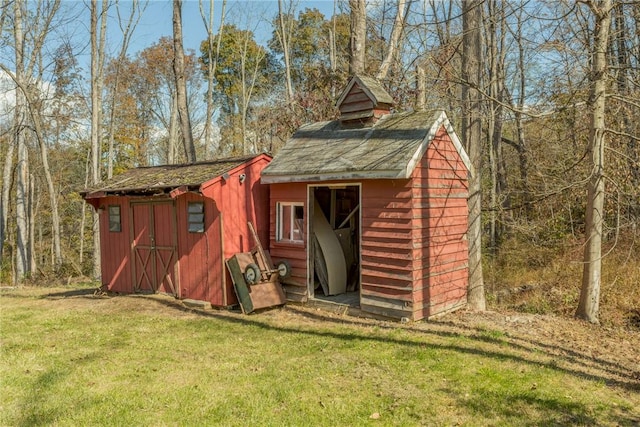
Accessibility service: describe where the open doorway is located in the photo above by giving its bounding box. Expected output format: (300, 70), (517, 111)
(308, 184), (361, 307)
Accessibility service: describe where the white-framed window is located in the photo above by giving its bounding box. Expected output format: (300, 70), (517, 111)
(108, 205), (121, 232)
(188, 202), (205, 233)
(276, 202), (304, 243)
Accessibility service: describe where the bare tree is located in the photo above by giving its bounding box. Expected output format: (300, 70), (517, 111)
(485, 0), (508, 250)
(376, 0), (411, 80)
(0, 135), (13, 268)
(13, 0), (30, 281)
(0, 0), (11, 267)
(199, 0), (226, 159)
(106, 0), (147, 179)
(276, 0), (295, 102)
(504, 3), (531, 216)
(172, 0), (196, 163)
(576, 0), (613, 324)
(349, 0), (366, 75)
(1, 0), (63, 272)
(611, 2), (640, 220)
(461, 0), (486, 311)
(90, 0), (109, 280)
(239, 26), (267, 154)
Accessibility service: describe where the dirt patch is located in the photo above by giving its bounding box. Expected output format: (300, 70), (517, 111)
(442, 309), (640, 385)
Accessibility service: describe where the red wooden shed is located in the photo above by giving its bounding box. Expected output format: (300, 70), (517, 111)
(82, 154), (271, 307)
(261, 75), (472, 321)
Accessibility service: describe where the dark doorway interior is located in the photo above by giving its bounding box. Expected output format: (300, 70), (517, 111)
(309, 185), (360, 306)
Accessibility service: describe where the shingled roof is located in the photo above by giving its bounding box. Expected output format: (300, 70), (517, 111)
(261, 110), (471, 184)
(82, 155), (260, 197)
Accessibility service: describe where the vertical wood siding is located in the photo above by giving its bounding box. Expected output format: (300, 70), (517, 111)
(176, 192), (221, 304)
(131, 203), (152, 292)
(99, 196), (132, 293)
(201, 155), (271, 306)
(95, 155), (271, 308)
(130, 201), (178, 295)
(411, 126), (469, 319)
(151, 202), (178, 296)
(267, 182), (308, 301)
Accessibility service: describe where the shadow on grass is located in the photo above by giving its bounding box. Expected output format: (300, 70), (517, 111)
(132, 294), (640, 395)
(17, 351), (104, 427)
(46, 288), (100, 298)
(28, 288), (640, 425)
(294, 306), (640, 390)
(1, 286), (100, 299)
(448, 386), (603, 426)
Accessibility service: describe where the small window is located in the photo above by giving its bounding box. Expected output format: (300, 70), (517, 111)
(188, 202), (205, 233)
(277, 202), (304, 243)
(108, 205), (121, 232)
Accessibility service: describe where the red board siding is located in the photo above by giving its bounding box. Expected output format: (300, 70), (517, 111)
(150, 202), (178, 296)
(268, 182), (308, 300)
(201, 154), (271, 306)
(262, 128), (469, 321)
(411, 126), (469, 320)
(98, 196), (132, 293)
(176, 193), (222, 304)
(93, 155), (271, 308)
(361, 179), (414, 314)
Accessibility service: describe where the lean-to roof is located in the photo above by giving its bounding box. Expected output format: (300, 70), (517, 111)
(82, 155), (260, 197)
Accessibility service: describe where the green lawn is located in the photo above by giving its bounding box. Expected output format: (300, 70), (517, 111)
(1, 285), (638, 426)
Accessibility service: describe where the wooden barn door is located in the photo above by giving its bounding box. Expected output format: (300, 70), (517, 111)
(131, 201), (178, 297)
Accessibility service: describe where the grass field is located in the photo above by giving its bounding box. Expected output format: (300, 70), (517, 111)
(1, 285), (639, 426)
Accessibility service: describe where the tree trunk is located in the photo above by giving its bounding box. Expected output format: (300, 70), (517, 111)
(200, 0), (226, 159)
(277, 0), (294, 102)
(14, 0), (30, 281)
(577, 0), (612, 324)
(15, 133), (30, 281)
(416, 64), (426, 111)
(79, 148), (91, 265)
(168, 94), (178, 163)
(461, 0), (486, 311)
(28, 174), (36, 275)
(173, 0), (196, 163)
(0, 139), (14, 265)
(329, 0), (338, 98)
(349, 0), (366, 75)
(238, 30), (264, 154)
(511, 6), (531, 215)
(2, 0), (63, 270)
(613, 3), (640, 219)
(376, 0), (409, 80)
(107, 0), (145, 179)
(90, 0), (108, 280)
(27, 88), (62, 267)
(486, 0), (507, 250)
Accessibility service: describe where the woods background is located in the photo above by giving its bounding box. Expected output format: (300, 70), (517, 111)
(0, 0), (638, 326)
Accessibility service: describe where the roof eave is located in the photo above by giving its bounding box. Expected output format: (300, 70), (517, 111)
(401, 110), (473, 179)
(261, 169), (405, 184)
(82, 184), (202, 199)
(199, 153), (272, 192)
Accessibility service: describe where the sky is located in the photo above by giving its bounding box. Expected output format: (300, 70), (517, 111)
(0, 1), (341, 125)
(105, 0), (340, 58)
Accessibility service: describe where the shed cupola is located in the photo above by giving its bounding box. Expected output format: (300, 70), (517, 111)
(336, 75), (394, 126)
